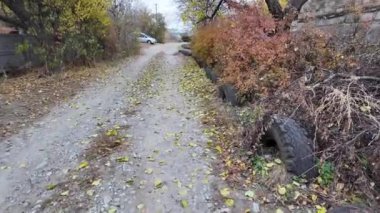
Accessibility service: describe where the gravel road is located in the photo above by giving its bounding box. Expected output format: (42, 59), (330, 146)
(0, 43), (237, 212)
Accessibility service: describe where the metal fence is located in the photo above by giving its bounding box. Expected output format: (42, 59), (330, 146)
(0, 34), (38, 72)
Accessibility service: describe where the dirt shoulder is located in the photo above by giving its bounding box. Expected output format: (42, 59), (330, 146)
(0, 58), (133, 139)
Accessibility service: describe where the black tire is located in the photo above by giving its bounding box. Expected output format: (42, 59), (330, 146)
(204, 67), (212, 81)
(181, 43), (191, 50)
(329, 206), (371, 213)
(179, 49), (192, 56)
(209, 69), (218, 83)
(218, 85), (226, 99)
(194, 58), (205, 68)
(222, 84), (240, 106)
(265, 116), (318, 179)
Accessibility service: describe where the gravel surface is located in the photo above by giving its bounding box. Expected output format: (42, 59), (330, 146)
(0, 43), (236, 212)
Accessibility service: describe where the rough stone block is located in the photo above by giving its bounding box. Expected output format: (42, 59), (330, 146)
(345, 14), (361, 23)
(375, 11), (380, 20)
(366, 22), (380, 42)
(361, 13), (375, 22)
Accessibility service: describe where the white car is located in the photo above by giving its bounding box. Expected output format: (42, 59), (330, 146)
(138, 33), (157, 44)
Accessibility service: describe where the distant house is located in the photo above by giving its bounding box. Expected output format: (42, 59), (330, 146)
(0, 20), (18, 34)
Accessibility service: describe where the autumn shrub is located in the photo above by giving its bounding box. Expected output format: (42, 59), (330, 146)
(192, 19), (229, 67)
(193, 5), (292, 97)
(191, 1), (380, 204)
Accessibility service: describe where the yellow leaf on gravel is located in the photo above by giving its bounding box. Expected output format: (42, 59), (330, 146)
(116, 157), (129, 163)
(266, 162), (275, 168)
(278, 186), (287, 195)
(293, 191), (301, 200)
(154, 179), (164, 189)
(220, 188), (231, 197)
(179, 189), (188, 196)
(92, 179), (102, 186)
(108, 207), (117, 213)
(137, 204), (144, 209)
(60, 190), (69, 196)
(274, 158), (282, 164)
(106, 129), (118, 137)
(215, 145), (223, 154)
(225, 198), (234, 207)
(47, 184), (57, 190)
(316, 205), (327, 213)
(78, 161), (89, 169)
(86, 190), (94, 196)
(145, 168), (153, 174)
(180, 199), (189, 208)
(311, 194), (318, 202)
(245, 190), (255, 198)
(276, 209), (284, 213)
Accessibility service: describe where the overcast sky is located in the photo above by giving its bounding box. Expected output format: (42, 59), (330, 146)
(143, 0), (187, 31)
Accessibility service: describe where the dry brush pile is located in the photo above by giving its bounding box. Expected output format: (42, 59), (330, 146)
(191, 2), (380, 205)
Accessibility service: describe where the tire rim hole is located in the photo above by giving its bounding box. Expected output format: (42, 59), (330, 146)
(260, 135), (279, 155)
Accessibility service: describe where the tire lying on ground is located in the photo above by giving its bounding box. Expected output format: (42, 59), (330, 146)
(218, 85), (226, 99)
(181, 43), (191, 50)
(329, 206), (371, 213)
(263, 115), (318, 179)
(204, 67), (212, 80)
(179, 49), (192, 56)
(218, 84), (240, 106)
(204, 67), (218, 83)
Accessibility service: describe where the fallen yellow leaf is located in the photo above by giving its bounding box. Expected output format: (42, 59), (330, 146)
(311, 194), (318, 202)
(116, 157), (129, 163)
(92, 179), (102, 186)
(78, 161), (89, 169)
(60, 190), (69, 196)
(220, 188), (231, 197)
(278, 186), (287, 195)
(180, 199), (189, 208)
(154, 179), (164, 189)
(224, 198), (234, 207)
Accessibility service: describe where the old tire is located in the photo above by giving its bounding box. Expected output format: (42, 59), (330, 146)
(218, 85), (226, 99)
(204, 67), (211, 79)
(265, 116), (318, 179)
(204, 67), (218, 83)
(194, 58), (205, 68)
(329, 206), (372, 213)
(219, 84), (240, 106)
(179, 49), (192, 56)
(181, 43), (191, 50)
(209, 69), (218, 83)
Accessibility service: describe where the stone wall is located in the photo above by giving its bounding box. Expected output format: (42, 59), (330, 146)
(292, 0), (380, 42)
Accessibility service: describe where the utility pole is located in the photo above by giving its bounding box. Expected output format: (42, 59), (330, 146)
(155, 3), (158, 21)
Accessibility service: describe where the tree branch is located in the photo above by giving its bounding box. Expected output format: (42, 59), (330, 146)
(0, 13), (23, 28)
(210, 0), (224, 20)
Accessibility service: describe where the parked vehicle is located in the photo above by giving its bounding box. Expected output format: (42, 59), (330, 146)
(138, 33), (157, 44)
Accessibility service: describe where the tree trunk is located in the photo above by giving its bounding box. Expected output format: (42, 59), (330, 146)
(265, 0), (284, 19)
(287, 0), (309, 12)
(265, 0), (309, 19)
(265, 0), (309, 31)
